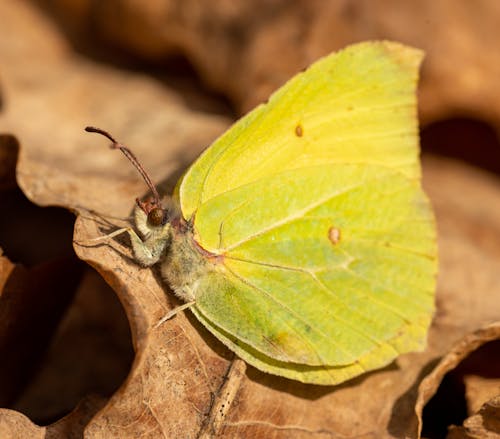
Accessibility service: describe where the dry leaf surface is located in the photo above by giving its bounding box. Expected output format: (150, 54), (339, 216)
(0, 1), (499, 438)
(448, 394), (500, 439)
(34, 0), (500, 122)
(415, 323), (500, 437)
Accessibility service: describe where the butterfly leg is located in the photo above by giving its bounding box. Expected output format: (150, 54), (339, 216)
(75, 227), (131, 246)
(77, 226), (163, 266)
(154, 300), (195, 328)
(127, 228), (170, 267)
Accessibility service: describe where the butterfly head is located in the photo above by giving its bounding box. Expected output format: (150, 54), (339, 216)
(136, 196), (167, 227)
(85, 126), (174, 233)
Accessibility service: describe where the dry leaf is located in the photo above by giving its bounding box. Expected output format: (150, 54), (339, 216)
(12, 268), (133, 424)
(0, 409), (44, 439)
(0, 252), (84, 405)
(0, 135), (18, 191)
(415, 323), (500, 437)
(33, 0), (500, 120)
(0, 1), (499, 438)
(464, 376), (500, 415)
(447, 395), (500, 439)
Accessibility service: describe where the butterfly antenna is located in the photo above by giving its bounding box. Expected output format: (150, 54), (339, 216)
(85, 126), (162, 209)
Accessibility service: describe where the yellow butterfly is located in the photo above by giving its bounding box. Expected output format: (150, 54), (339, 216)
(86, 41), (437, 385)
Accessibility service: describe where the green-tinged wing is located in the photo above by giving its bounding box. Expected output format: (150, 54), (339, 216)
(179, 41), (423, 217)
(191, 165), (435, 371)
(177, 41), (437, 384)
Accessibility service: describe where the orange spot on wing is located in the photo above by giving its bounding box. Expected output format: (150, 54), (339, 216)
(295, 124), (304, 137)
(328, 227), (341, 245)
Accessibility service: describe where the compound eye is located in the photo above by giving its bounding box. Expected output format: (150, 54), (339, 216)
(147, 207), (165, 226)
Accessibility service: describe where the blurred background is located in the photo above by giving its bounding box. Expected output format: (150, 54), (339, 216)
(0, 1), (499, 438)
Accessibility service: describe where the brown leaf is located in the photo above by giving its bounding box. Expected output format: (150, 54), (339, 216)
(0, 1), (499, 438)
(0, 409), (45, 439)
(464, 376), (500, 415)
(10, 267), (133, 425)
(415, 323), (500, 438)
(447, 394), (500, 439)
(33, 0), (500, 120)
(0, 252), (84, 406)
(0, 135), (18, 191)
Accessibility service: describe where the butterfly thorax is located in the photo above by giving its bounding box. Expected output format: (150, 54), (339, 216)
(161, 218), (218, 303)
(133, 198), (219, 303)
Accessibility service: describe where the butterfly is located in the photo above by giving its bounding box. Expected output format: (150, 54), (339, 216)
(86, 41), (437, 385)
